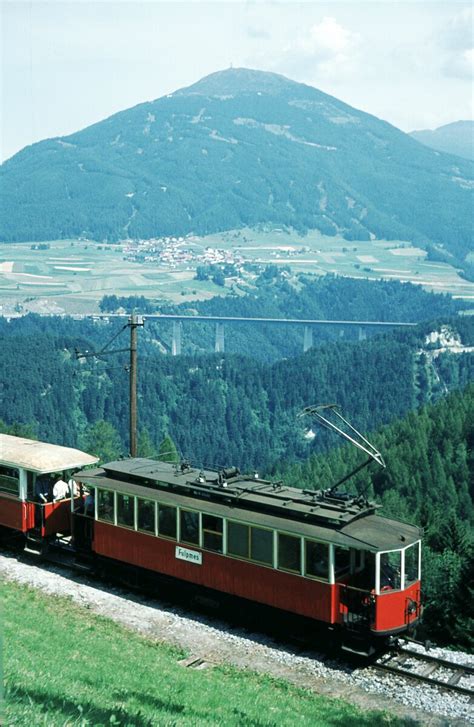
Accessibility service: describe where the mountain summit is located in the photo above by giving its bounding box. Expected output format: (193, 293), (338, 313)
(1, 68), (472, 268)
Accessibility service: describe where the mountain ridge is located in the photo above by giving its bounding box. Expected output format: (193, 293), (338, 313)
(410, 120), (474, 161)
(1, 68), (472, 271)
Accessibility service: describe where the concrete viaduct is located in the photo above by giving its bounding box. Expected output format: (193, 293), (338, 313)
(122, 314), (417, 355)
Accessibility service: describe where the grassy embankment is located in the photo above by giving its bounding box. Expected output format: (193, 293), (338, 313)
(2, 578), (408, 727)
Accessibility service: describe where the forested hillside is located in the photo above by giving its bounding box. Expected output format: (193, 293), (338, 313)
(0, 313), (473, 470)
(1, 69), (472, 275)
(275, 386), (474, 647)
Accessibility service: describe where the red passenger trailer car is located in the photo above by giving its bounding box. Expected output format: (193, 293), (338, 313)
(0, 434), (98, 548)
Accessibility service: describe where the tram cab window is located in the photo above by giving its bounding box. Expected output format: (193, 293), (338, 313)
(137, 498), (155, 534)
(0, 466), (19, 497)
(278, 533), (301, 573)
(404, 542), (420, 587)
(180, 509), (200, 545)
(97, 489), (114, 523)
(117, 494), (134, 528)
(334, 547), (351, 579)
(227, 521), (249, 559)
(305, 540), (329, 581)
(380, 550), (401, 591)
(202, 514), (223, 553)
(250, 526), (273, 565)
(158, 504), (177, 539)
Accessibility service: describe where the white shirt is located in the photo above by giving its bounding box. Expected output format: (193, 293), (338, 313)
(53, 478), (69, 501)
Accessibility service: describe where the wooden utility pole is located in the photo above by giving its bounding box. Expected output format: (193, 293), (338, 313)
(129, 313), (139, 457)
(75, 314), (144, 458)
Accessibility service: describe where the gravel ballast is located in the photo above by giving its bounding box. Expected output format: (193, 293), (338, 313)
(1, 553), (472, 725)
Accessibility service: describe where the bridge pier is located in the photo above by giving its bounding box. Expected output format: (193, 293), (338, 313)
(215, 322), (225, 353)
(172, 321), (182, 356)
(303, 325), (313, 352)
(358, 326), (367, 341)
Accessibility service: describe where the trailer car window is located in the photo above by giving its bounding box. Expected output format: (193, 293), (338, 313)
(380, 550), (401, 591)
(0, 466), (19, 496)
(137, 498), (155, 533)
(305, 541), (329, 580)
(404, 542), (419, 586)
(227, 521), (249, 558)
(97, 489), (114, 523)
(117, 494), (134, 528)
(180, 509), (200, 546)
(250, 527), (273, 565)
(202, 514), (223, 553)
(278, 533), (301, 573)
(158, 504), (177, 539)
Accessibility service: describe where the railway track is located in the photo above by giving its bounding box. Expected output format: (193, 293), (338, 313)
(375, 645), (474, 698)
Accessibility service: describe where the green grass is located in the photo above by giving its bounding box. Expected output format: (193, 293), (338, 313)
(2, 579), (408, 727)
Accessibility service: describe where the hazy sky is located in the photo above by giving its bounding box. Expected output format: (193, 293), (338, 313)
(1, 0), (473, 161)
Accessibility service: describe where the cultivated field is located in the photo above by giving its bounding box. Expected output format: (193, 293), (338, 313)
(0, 229), (473, 316)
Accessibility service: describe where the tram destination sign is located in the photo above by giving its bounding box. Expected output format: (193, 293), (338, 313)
(175, 546), (202, 565)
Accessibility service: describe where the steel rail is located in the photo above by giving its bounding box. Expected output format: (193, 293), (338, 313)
(375, 647), (474, 698)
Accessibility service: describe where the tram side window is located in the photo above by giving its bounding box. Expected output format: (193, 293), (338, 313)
(305, 540), (329, 580)
(334, 547), (351, 579)
(137, 498), (155, 533)
(0, 466), (19, 496)
(404, 542), (420, 587)
(278, 533), (301, 573)
(158, 504), (177, 539)
(202, 514), (223, 553)
(180, 509), (200, 546)
(115, 494), (134, 528)
(250, 526), (273, 565)
(380, 550), (401, 591)
(97, 489), (114, 522)
(227, 521), (249, 559)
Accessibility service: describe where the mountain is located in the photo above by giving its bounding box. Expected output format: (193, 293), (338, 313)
(1, 68), (473, 270)
(410, 121), (474, 161)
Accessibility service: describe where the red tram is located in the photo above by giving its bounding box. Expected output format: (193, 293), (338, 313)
(0, 432), (422, 655)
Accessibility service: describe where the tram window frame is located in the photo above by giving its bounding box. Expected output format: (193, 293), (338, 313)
(116, 493), (135, 528)
(403, 542), (420, 587)
(137, 498), (156, 535)
(250, 526), (273, 566)
(305, 540), (329, 581)
(334, 546), (351, 579)
(202, 513), (223, 553)
(0, 465), (19, 497)
(157, 503), (177, 540)
(379, 549), (402, 592)
(97, 489), (114, 523)
(180, 508), (200, 546)
(277, 532), (301, 574)
(227, 521), (250, 559)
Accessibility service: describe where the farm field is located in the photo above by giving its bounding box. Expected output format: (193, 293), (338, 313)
(2, 578), (406, 727)
(209, 228), (474, 299)
(0, 230), (473, 316)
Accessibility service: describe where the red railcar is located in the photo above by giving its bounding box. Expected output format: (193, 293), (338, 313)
(0, 434), (98, 547)
(75, 458), (422, 654)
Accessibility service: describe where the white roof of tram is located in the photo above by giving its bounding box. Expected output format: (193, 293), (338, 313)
(0, 434), (99, 474)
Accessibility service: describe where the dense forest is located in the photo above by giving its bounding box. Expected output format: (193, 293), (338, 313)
(0, 310), (473, 470)
(275, 386), (474, 648)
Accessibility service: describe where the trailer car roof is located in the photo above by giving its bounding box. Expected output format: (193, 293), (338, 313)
(0, 434), (99, 474)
